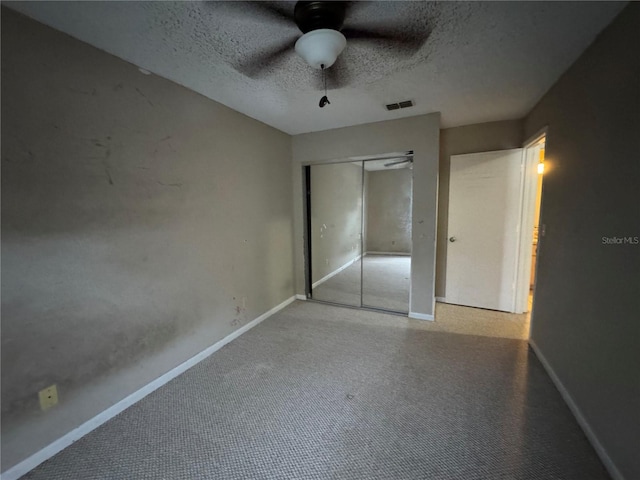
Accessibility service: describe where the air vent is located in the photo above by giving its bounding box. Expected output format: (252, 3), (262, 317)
(385, 100), (414, 111)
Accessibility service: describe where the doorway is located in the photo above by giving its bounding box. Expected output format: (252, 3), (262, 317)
(443, 141), (545, 315)
(517, 134), (546, 314)
(304, 152), (413, 314)
(445, 148), (524, 312)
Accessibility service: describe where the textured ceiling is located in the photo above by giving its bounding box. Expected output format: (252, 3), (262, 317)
(6, 1), (626, 135)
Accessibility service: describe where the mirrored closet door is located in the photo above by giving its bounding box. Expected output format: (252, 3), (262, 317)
(361, 160), (412, 312)
(306, 153), (413, 314)
(308, 161), (363, 307)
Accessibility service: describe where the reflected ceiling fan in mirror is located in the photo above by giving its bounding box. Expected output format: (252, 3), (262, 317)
(384, 158), (413, 168)
(230, 1), (430, 107)
(384, 151), (414, 168)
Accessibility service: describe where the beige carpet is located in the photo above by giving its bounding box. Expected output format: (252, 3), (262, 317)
(22, 300), (607, 480)
(434, 302), (530, 340)
(308, 300), (530, 341)
(312, 252), (529, 340)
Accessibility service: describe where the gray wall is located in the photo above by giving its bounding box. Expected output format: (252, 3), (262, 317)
(366, 169), (412, 254)
(436, 120), (523, 297)
(292, 114), (440, 317)
(524, 4), (639, 479)
(310, 163), (362, 283)
(1, 9), (294, 471)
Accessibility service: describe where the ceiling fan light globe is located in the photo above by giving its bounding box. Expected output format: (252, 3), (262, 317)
(294, 29), (346, 69)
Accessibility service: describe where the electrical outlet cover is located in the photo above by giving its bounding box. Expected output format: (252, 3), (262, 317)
(39, 384), (58, 411)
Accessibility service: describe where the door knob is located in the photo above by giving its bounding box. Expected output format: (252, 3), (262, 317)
(449, 236), (456, 242)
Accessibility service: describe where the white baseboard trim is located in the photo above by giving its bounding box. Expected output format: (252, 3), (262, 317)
(0, 295), (296, 480)
(312, 255), (361, 289)
(435, 296), (446, 303)
(409, 312), (434, 321)
(529, 339), (623, 480)
(295, 294), (307, 301)
(365, 251), (411, 256)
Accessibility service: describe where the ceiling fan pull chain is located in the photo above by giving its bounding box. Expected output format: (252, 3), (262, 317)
(319, 64), (330, 108)
(323, 64), (327, 95)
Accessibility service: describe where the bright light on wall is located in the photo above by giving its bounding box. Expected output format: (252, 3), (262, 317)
(537, 162), (545, 175)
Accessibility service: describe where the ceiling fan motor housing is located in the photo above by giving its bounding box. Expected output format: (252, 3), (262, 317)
(294, 1), (347, 33)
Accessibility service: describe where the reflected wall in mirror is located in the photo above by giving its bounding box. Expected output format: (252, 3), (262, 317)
(309, 162), (362, 306)
(362, 161), (412, 312)
(306, 154), (412, 314)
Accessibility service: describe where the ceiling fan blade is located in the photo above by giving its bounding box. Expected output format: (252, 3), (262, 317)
(235, 1), (296, 28)
(342, 26), (429, 56)
(384, 159), (411, 167)
(232, 37), (298, 78)
(326, 56), (350, 90)
(343, 1), (368, 17)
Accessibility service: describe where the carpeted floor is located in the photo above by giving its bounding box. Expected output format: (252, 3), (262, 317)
(22, 301), (608, 480)
(434, 302), (530, 340)
(312, 254), (529, 340)
(313, 254), (410, 312)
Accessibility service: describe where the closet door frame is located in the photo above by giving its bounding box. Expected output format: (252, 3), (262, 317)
(303, 155), (413, 316)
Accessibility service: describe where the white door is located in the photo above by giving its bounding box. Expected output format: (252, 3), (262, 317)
(445, 149), (524, 312)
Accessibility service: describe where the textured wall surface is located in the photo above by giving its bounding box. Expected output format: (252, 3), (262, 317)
(366, 169), (412, 254)
(1, 9), (293, 471)
(524, 4), (639, 479)
(310, 163), (362, 283)
(436, 120), (523, 297)
(292, 114), (440, 317)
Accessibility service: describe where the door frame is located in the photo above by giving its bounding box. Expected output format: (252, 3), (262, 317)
(514, 129), (547, 313)
(444, 138), (546, 314)
(302, 153), (414, 315)
(304, 165), (313, 298)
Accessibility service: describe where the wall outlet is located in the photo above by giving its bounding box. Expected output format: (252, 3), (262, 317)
(39, 384), (58, 411)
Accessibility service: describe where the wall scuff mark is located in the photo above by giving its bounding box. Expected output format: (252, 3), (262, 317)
(134, 87), (154, 107)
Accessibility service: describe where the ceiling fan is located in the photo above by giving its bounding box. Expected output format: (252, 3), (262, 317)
(384, 151), (414, 168)
(231, 1), (430, 103)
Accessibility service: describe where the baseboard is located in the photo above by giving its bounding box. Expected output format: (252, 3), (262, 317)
(409, 311), (434, 321)
(528, 339), (624, 480)
(312, 255), (362, 289)
(0, 295), (296, 480)
(295, 294), (307, 301)
(365, 251), (411, 256)
(435, 296), (446, 303)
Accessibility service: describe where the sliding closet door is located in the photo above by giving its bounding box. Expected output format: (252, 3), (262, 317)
(309, 162), (363, 306)
(361, 163), (412, 313)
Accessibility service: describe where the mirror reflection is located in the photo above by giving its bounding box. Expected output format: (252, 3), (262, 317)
(309, 162), (362, 306)
(362, 159), (412, 312)
(308, 153), (412, 314)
